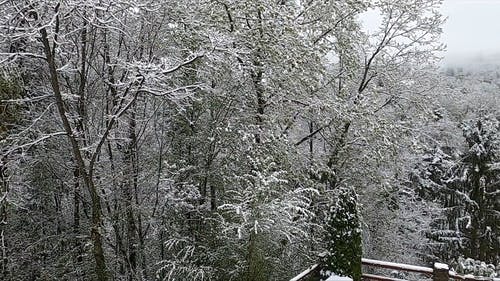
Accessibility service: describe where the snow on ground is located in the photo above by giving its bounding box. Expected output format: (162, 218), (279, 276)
(325, 274), (353, 281)
(289, 265), (353, 281)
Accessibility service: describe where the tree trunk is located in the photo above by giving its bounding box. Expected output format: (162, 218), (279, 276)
(73, 166), (83, 278)
(123, 102), (138, 280)
(210, 185), (217, 211)
(40, 25), (108, 281)
(252, 8), (265, 145)
(73, 18), (87, 278)
(0, 160), (8, 279)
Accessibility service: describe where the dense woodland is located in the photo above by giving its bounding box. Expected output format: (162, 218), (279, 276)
(0, 0), (498, 280)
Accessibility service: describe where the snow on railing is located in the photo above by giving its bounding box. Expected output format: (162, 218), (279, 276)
(290, 258), (498, 281)
(362, 258), (434, 275)
(362, 258), (495, 281)
(289, 264), (319, 281)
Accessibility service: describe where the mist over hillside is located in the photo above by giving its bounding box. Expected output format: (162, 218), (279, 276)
(442, 52), (500, 70)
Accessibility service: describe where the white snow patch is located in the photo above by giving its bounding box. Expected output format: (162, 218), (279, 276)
(325, 274), (353, 281)
(434, 263), (449, 270)
(362, 258), (434, 274)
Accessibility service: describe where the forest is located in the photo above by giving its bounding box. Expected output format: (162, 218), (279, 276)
(0, 0), (498, 280)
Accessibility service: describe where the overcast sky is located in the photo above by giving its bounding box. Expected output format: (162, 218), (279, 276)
(440, 0), (500, 61)
(361, 0), (500, 63)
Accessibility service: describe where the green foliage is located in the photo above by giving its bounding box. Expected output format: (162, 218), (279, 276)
(0, 74), (22, 138)
(458, 117), (500, 263)
(322, 187), (362, 281)
(0, 0), (447, 279)
(415, 116), (500, 265)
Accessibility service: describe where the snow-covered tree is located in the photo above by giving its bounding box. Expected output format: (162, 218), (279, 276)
(0, 0), (449, 279)
(415, 116), (500, 265)
(322, 187), (362, 281)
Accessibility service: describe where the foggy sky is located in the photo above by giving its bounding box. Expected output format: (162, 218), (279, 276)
(361, 0), (500, 64)
(440, 0), (500, 62)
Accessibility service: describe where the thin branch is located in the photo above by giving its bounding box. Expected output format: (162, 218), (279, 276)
(2, 132), (66, 159)
(161, 54), (203, 75)
(136, 84), (201, 97)
(0, 52), (46, 63)
(295, 119), (333, 146)
(88, 92), (139, 174)
(313, 9), (358, 45)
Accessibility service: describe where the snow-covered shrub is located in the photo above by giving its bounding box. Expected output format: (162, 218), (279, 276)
(455, 257), (499, 278)
(322, 187), (362, 281)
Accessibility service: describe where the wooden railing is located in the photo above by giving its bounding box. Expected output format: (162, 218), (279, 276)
(289, 264), (320, 281)
(362, 258), (434, 281)
(290, 258), (499, 281)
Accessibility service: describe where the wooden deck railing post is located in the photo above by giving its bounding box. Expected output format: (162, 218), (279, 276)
(433, 263), (450, 281)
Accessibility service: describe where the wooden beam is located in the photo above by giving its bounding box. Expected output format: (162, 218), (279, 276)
(290, 264), (320, 281)
(362, 273), (408, 281)
(362, 258), (433, 275)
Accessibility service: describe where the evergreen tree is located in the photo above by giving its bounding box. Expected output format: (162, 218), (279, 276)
(415, 116), (500, 265)
(322, 187), (362, 281)
(459, 117), (500, 263)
